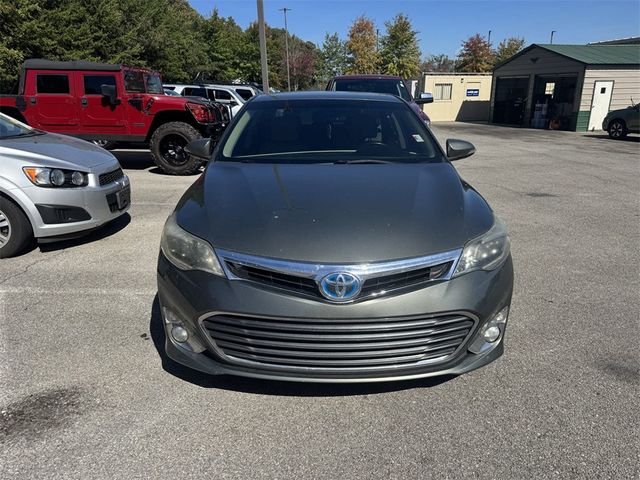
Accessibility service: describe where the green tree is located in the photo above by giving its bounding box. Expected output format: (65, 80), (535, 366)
(494, 37), (525, 65)
(346, 16), (379, 74)
(457, 33), (494, 72)
(379, 13), (421, 78)
(319, 33), (348, 81)
(421, 54), (456, 72)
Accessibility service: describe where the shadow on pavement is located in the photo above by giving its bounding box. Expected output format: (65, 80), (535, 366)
(113, 150), (203, 176)
(148, 295), (455, 396)
(582, 134), (640, 143)
(39, 213), (131, 252)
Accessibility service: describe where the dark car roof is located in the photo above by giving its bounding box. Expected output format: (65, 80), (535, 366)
(252, 91), (404, 103)
(333, 74), (404, 80)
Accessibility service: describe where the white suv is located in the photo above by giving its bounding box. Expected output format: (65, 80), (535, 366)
(164, 84), (244, 117)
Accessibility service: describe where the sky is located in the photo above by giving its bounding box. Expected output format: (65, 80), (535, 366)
(189, 0), (640, 57)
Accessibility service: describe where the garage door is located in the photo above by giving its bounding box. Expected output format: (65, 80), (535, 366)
(493, 77), (529, 125)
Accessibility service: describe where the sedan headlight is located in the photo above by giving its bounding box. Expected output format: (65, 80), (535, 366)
(23, 167), (88, 187)
(160, 213), (225, 277)
(453, 217), (510, 277)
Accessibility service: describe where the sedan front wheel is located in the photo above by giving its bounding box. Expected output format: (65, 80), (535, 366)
(0, 198), (34, 258)
(608, 120), (627, 139)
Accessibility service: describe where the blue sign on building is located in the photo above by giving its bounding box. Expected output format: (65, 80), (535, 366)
(466, 89), (480, 97)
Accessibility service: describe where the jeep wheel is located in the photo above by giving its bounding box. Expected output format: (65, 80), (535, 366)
(0, 197), (34, 259)
(92, 140), (116, 150)
(150, 122), (203, 175)
(608, 120), (627, 139)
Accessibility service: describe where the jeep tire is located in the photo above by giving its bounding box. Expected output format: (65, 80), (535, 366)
(150, 122), (203, 175)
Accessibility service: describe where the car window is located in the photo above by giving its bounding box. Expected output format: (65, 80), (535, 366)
(83, 75), (117, 95)
(0, 113), (34, 138)
(124, 70), (145, 93)
(235, 88), (254, 101)
(36, 74), (70, 94)
(219, 99), (441, 164)
(214, 89), (232, 101)
(333, 79), (412, 102)
(184, 87), (207, 98)
(145, 73), (164, 94)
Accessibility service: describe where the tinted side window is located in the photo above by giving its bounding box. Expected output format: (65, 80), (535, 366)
(124, 71), (145, 92)
(214, 89), (232, 100)
(36, 74), (70, 94)
(83, 75), (117, 95)
(235, 88), (253, 101)
(183, 88), (207, 97)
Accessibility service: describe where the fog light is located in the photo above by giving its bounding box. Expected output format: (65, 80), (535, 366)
(171, 325), (189, 343)
(482, 325), (501, 342)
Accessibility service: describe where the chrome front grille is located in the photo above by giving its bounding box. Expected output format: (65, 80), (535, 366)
(201, 313), (476, 372)
(217, 248), (461, 303)
(99, 168), (124, 186)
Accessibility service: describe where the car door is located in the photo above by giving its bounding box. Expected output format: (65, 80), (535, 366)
(77, 72), (125, 136)
(211, 88), (241, 116)
(28, 71), (79, 131)
(628, 104), (640, 131)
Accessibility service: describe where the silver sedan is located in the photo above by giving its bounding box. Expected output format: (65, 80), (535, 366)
(0, 113), (130, 258)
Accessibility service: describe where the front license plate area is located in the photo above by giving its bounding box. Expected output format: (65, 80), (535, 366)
(107, 185), (131, 212)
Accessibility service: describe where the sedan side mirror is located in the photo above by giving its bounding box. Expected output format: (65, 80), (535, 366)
(446, 139), (476, 161)
(415, 92), (434, 105)
(184, 138), (213, 160)
(100, 84), (120, 106)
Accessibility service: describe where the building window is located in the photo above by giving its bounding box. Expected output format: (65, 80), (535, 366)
(544, 82), (555, 97)
(434, 83), (452, 100)
(36, 74), (70, 94)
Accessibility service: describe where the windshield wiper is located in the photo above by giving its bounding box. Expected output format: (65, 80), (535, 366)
(333, 159), (394, 164)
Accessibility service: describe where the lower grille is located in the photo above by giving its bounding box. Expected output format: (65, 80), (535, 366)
(99, 168), (124, 187)
(201, 313), (475, 372)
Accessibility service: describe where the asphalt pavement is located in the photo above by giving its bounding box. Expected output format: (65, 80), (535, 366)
(1, 123), (638, 479)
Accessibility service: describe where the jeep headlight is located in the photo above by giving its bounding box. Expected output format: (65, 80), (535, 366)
(453, 217), (510, 277)
(160, 213), (225, 277)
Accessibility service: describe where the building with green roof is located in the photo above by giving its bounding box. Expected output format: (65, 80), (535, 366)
(490, 43), (640, 131)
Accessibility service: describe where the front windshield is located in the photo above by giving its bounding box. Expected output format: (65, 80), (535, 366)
(219, 99), (442, 164)
(145, 73), (164, 94)
(333, 79), (412, 102)
(0, 114), (34, 139)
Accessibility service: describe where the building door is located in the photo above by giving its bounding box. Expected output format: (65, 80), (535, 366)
(588, 81), (613, 131)
(492, 77), (529, 125)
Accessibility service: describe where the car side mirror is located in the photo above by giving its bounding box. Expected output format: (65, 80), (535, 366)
(415, 92), (434, 105)
(184, 138), (213, 160)
(100, 84), (120, 106)
(446, 139), (475, 161)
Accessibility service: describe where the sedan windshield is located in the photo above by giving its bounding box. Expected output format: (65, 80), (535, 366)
(0, 114), (36, 139)
(332, 79), (412, 102)
(219, 99), (443, 164)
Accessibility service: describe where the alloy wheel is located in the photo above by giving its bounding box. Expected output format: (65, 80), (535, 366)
(610, 122), (623, 138)
(159, 134), (189, 166)
(0, 210), (11, 247)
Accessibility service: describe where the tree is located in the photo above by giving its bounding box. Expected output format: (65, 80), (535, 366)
(421, 54), (456, 73)
(379, 13), (421, 78)
(319, 33), (348, 81)
(457, 34), (494, 72)
(494, 37), (525, 65)
(289, 41), (317, 90)
(346, 16), (379, 74)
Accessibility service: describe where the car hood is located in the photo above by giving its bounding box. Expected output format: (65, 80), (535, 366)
(0, 131), (118, 170)
(176, 162), (494, 263)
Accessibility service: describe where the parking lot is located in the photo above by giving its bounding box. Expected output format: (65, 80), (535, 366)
(1, 123), (638, 479)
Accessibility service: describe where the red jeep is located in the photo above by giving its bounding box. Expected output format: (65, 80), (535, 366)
(0, 59), (225, 175)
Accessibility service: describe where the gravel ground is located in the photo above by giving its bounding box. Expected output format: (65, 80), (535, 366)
(1, 123), (638, 479)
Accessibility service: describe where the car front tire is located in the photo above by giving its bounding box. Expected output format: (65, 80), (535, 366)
(150, 122), (203, 175)
(608, 119), (628, 139)
(0, 197), (34, 259)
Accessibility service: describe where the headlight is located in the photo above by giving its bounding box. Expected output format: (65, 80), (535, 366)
(453, 217), (510, 277)
(23, 167), (88, 188)
(160, 213), (225, 277)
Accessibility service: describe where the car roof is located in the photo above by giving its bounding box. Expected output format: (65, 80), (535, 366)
(251, 91), (405, 103)
(333, 74), (404, 81)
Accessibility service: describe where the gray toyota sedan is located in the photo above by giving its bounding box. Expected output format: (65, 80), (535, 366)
(157, 92), (513, 383)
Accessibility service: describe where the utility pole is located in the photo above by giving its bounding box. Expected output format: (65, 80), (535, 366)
(550, 30), (556, 44)
(488, 30), (492, 45)
(279, 7), (292, 91)
(257, 0), (269, 92)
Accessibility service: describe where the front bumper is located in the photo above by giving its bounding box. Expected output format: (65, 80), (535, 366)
(21, 166), (130, 239)
(157, 253), (513, 383)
